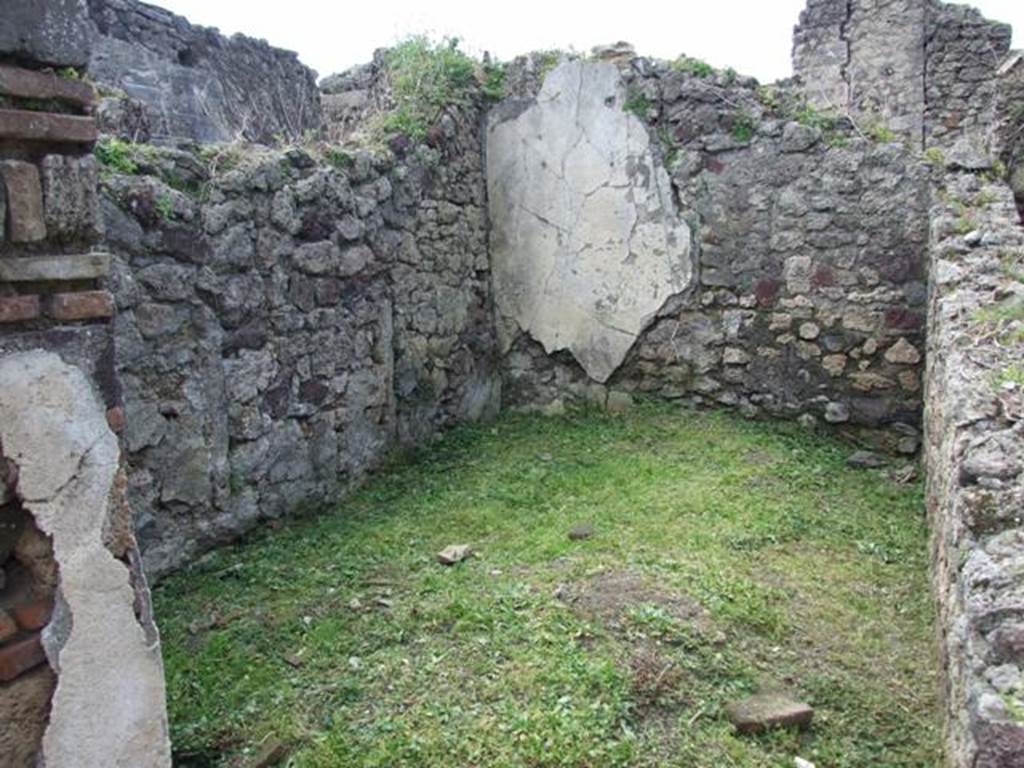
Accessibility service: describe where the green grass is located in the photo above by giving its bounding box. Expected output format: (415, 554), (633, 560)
(375, 36), (480, 141)
(671, 56), (716, 78)
(156, 405), (940, 767)
(95, 137), (140, 175)
(731, 112), (755, 143)
(623, 89), (653, 120)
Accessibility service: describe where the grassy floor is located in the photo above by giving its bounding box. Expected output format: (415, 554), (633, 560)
(156, 405), (941, 767)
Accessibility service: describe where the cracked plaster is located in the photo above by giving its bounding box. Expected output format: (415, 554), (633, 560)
(487, 59), (693, 383)
(0, 351), (171, 767)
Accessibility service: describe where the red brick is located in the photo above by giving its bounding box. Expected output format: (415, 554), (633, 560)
(0, 108), (97, 144)
(106, 405), (126, 434)
(0, 294), (41, 323)
(0, 611), (17, 643)
(12, 600), (51, 632)
(48, 290), (114, 321)
(0, 65), (94, 110)
(0, 633), (46, 682)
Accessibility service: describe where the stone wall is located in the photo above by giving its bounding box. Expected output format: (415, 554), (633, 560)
(851, 0), (928, 141)
(925, 164), (1024, 767)
(924, 1), (1013, 150)
(995, 54), (1024, 218)
(1, 1), (1020, 765)
(86, 0), (321, 144)
(795, 0), (928, 144)
(793, 0), (1013, 149)
(0, 4), (171, 763)
(103, 107), (496, 577)
(492, 55), (929, 450)
(791, 0), (850, 115)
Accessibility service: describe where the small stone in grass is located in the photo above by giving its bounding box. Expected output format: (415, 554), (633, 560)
(847, 450), (887, 469)
(725, 692), (814, 734)
(795, 758), (816, 768)
(248, 737), (288, 768)
(568, 523), (596, 541)
(283, 653), (304, 669)
(438, 544), (471, 565)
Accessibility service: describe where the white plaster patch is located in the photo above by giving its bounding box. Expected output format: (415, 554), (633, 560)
(487, 60), (693, 382)
(0, 351), (171, 767)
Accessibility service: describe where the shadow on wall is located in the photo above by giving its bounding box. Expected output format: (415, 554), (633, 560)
(0, 490), (57, 767)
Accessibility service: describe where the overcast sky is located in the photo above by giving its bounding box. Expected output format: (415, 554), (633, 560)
(155, 0), (1022, 83)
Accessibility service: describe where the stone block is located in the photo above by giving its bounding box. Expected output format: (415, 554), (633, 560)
(438, 544), (472, 565)
(0, 161), (46, 242)
(0, 633), (47, 682)
(0, 65), (94, 109)
(0, 295), (41, 323)
(48, 290), (115, 321)
(41, 155), (101, 242)
(725, 693), (814, 734)
(0, 253), (110, 282)
(0, 109), (97, 144)
(884, 338), (922, 365)
(0, 0), (91, 68)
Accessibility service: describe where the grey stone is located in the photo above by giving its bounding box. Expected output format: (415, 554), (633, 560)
(606, 392), (635, 412)
(336, 214), (364, 241)
(781, 122), (821, 153)
(725, 693), (814, 734)
(962, 438), (1021, 482)
(723, 348), (751, 365)
(339, 244), (373, 277)
(248, 737), (289, 768)
(0, 0), (91, 67)
(884, 338), (922, 365)
(0, 254), (111, 283)
(847, 450), (888, 469)
(824, 402), (850, 424)
(293, 241), (341, 275)
(437, 544), (472, 565)
(40, 155), (102, 243)
(945, 137), (993, 171)
(897, 436), (920, 455)
(568, 523), (596, 541)
(798, 322), (821, 341)
(86, 0), (320, 144)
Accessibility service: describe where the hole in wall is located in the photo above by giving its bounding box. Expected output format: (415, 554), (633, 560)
(177, 47), (197, 67)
